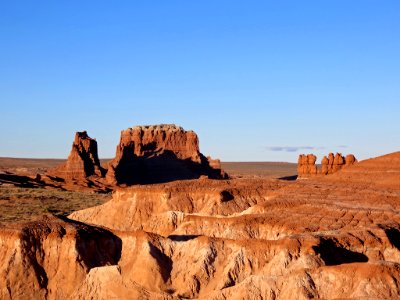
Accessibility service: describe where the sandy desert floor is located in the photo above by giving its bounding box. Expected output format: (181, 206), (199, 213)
(0, 158), (296, 223)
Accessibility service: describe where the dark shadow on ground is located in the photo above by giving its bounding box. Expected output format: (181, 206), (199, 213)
(382, 227), (400, 250)
(313, 238), (368, 265)
(278, 175), (298, 181)
(168, 234), (200, 242)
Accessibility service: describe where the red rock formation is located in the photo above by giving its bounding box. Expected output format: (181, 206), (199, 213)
(0, 215), (121, 299)
(345, 154), (357, 166)
(299, 152), (357, 176)
(50, 131), (105, 180)
(297, 154), (317, 176)
(320, 152), (357, 175)
(1, 151), (400, 299)
(69, 172), (400, 299)
(106, 124), (227, 185)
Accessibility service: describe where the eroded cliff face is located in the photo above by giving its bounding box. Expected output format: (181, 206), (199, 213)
(298, 152), (357, 177)
(3, 152), (400, 299)
(69, 152), (400, 299)
(0, 215), (121, 300)
(106, 124), (227, 185)
(49, 131), (106, 181)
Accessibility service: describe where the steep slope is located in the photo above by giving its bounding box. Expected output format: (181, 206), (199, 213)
(49, 131), (105, 181)
(0, 215), (121, 300)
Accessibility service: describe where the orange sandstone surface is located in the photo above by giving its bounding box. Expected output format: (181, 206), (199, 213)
(1, 151), (400, 299)
(298, 152), (357, 177)
(106, 124), (227, 185)
(45, 124), (226, 190)
(49, 131), (106, 180)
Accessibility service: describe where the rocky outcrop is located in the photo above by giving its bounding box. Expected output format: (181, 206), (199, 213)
(320, 153), (357, 175)
(49, 131), (105, 181)
(2, 150), (400, 299)
(69, 175), (400, 299)
(106, 124), (227, 185)
(0, 215), (121, 300)
(331, 151), (400, 188)
(297, 154), (317, 176)
(298, 152), (357, 177)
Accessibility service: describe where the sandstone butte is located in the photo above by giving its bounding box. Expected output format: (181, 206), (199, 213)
(297, 152), (357, 177)
(48, 131), (106, 181)
(106, 124), (227, 185)
(49, 124), (227, 188)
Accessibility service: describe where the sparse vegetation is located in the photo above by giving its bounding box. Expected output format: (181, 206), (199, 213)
(0, 185), (111, 223)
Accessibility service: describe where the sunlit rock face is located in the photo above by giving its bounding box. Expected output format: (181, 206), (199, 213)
(106, 124), (227, 185)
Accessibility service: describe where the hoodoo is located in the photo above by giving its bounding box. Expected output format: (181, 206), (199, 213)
(49, 131), (105, 180)
(298, 152), (357, 177)
(106, 124), (227, 184)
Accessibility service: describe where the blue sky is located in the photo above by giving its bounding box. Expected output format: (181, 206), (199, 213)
(0, 1), (399, 162)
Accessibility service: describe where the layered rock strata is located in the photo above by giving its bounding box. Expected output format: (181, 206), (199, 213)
(69, 159), (400, 299)
(0, 215), (121, 299)
(1, 152), (400, 299)
(106, 124), (227, 185)
(49, 131), (105, 180)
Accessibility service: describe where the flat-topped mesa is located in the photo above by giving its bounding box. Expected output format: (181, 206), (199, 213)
(106, 124), (227, 185)
(298, 152), (357, 177)
(50, 131), (106, 180)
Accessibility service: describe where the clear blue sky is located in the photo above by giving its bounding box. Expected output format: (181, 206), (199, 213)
(0, 1), (399, 162)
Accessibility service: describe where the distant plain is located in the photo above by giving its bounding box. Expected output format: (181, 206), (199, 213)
(0, 157), (297, 223)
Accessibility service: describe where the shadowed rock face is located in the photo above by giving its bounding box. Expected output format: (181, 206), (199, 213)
(298, 152), (357, 177)
(49, 131), (106, 180)
(0, 215), (122, 300)
(106, 124), (227, 185)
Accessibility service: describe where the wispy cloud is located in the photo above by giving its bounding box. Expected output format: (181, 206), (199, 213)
(337, 145), (348, 148)
(266, 146), (325, 152)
